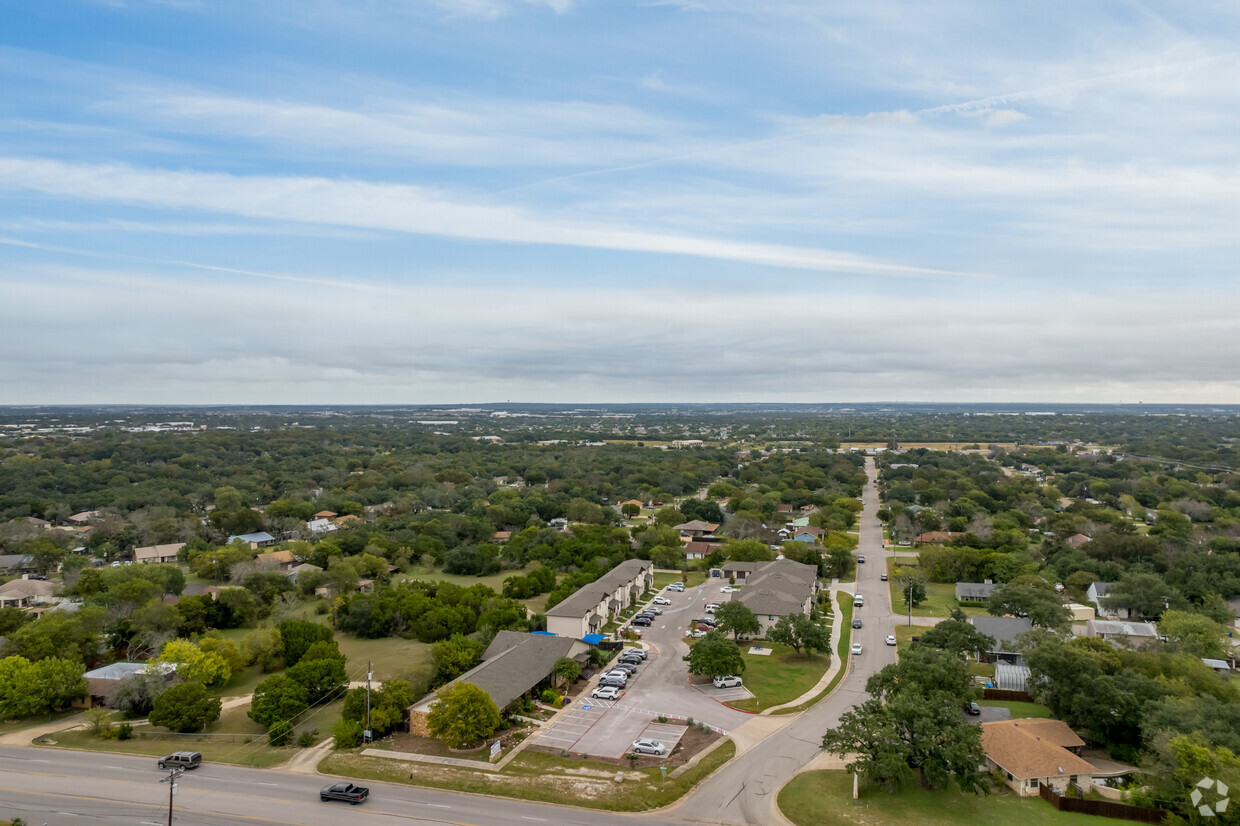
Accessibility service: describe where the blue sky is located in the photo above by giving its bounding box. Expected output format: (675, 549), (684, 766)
(2, 1), (1238, 403)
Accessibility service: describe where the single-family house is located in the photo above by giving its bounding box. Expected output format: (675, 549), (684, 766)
(791, 526), (825, 543)
(776, 504), (795, 515)
(133, 543), (185, 565)
(312, 510), (338, 520)
(618, 499), (645, 511)
(287, 562), (323, 584)
(981, 719), (1096, 797)
(1065, 534), (1091, 549)
(0, 555), (35, 576)
(1202, 658), (1232, 677)
(409, 631), (592, 729)
(969, 616), (1033, 664)
(23, 517), (50, 529)
(1065, 603), (1095, 622)
(68, 511), (101, 525)
(736, 559), (820, 635)
(914, 531), (964, 545)
(229, 531), (277, 548)
(1085, 619), (1158, 648)
(0, 578), (59, 609)
(335, 514), (361, 527)
(955, 582), (997, 603)
(306, 518), (337, 535)
(1085, 582), (1128, 619)
(720, 561), (764, 582)
(492, 531), (512, 543)
(674, 520), (720, 540)
(255, 550), (296, 571)
(685, 540), (721, 560)
(545, 559), (655, 638)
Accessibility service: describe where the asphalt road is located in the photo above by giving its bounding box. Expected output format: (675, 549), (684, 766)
(675, 457), (897, 825)
(1, 460), (897, 826)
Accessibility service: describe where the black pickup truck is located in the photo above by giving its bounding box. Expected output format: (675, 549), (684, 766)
(320, 781), (370, 805)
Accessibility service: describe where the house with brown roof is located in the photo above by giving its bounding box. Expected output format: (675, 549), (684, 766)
(335, 514), (361, 526)
(133, 543), (185, 565)
(256, 550), (296, 571)
(685, 540), (722, 560)
(980, 719), (1096, 797)
(914, 531), (964, 545)
(0, 578), (60, 609)
(313, 510), (338, 520)
(1065, 533), (1091, 549)
(674, 520), (720, 539)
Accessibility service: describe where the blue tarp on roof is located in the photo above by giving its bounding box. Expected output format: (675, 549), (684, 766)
(530, 631), (556, 636)
(581, 634), (607, 645)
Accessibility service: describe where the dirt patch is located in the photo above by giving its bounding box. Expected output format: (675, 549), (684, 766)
(384, 726), (532, 759)
(526, 726), (719, 769)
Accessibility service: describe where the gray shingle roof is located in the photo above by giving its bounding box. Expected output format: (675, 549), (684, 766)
(955, 582), (996, 600)
(418, 631), (589, 712)
(969, 615), (1032, 649)
(737, 559), (818, 618)
(545, 559), (652, 618)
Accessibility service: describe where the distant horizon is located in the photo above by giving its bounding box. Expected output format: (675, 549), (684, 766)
(3, 401), (1237, 412)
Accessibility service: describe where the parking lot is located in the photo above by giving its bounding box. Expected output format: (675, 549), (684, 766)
(531, 580), (750, 759)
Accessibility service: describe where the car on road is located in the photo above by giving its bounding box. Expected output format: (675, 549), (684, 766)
(653, 596), (671, 604)
(880, 573), (888, 581)
(667, 583), (685, 592)
(712, 675), (743, 688)
(857, 555), (865, 563)
(965, 702), (981, 716)
(885, 635), (897, 646)
(851, 643), (863, 655)
(592, 685), (622, 700)
(851, 618), (862, 629)
(631, 738), (667, 756)
(320, 782), (369, 805)
(157, 751), (202, 770)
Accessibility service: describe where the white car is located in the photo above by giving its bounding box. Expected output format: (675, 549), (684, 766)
(602, 669), (630, 681)
(667, 583), (685, 592)
(652, 596), (671, 605)
(631, 738), (667, 756)
(591, 686), (621, 700)
(720, 586), (735, 593)
(688, 628), (708, 638)
(712, 675), (743, 688)
(851, 643), (863, 655)
(704, 602), (721, 612)
(885, 635), (897, 646)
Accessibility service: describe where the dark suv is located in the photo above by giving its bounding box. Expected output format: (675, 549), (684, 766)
(158, 751), (202, 770)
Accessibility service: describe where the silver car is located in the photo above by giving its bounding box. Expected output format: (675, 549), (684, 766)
(631, 738), (667, 756)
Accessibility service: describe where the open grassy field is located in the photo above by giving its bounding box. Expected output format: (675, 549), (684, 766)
(333, 635), (430, 682)
(728, 643), (830, 713)
(397, 562), (544, 593)
(886, 559), (986, 619)
(319, 739), (736, 812)
(778, 770), (1101, 826)
(980, 700), (1052, 718)
(653, 571), (707, 589)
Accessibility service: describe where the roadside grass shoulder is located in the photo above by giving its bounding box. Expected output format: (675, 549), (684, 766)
(770, 591), (853, 715)
(885, 559), (986, 619)
(318, 739), (736, 811)
(727, 644), (829, 713)
(778, 770), (1100, 826)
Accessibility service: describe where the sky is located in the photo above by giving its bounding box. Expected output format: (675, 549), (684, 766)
(2, 1), (1238, 404)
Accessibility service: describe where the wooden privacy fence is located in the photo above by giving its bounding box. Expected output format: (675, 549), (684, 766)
(1039, 784), (1163, 823)
(982, 688), (1032, 702)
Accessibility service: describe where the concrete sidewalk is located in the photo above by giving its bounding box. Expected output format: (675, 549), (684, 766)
(761, 584), (852, 715)
(360, 747), (497, 771)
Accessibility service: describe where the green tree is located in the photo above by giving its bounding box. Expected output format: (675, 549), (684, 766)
(277, 619), (333, 667)
(430, 634), (485, 689)
(155, 639), (231, 687)
(249, 674), (309, 728)
(913, 619), (995, 661)
(723, 539), (776, 563)
(894, 566), (927, 608)
(1157, 610), (1230, 659)
(149, 682), (221, 733)
(287, 656), (347, 704)
(685, 631), (745, 678)
(986, 583), (1072, 631)
(768, 613), (830, 656)
(820, 647), (984, 792)
(426, 682), (502, 748)
(0, 656), (88, 718)
(1102, 573), (1184, 621)
(713, 602), (761, 642)
(552, 656), (581, 687)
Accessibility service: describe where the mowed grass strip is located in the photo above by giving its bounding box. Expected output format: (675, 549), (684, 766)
(885, 559), (987, 619)
(979, 700), (1052, 718)
(318, 739), (736, 811)
(728, 643), (830, 713)
(778, 770), (1101, 826)
(771, 592), (853, 715)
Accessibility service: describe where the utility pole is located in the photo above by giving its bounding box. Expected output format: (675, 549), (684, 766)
(364, 659), (372, 745)
(160, 766), (183, 826)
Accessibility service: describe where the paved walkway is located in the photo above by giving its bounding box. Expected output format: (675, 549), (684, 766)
(280, 736), (335, 774)
(762, 583), (852, 715)
(0, 712), (89, 746)
(360, 747), (497, 771)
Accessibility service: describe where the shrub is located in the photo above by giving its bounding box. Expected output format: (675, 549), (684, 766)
(268, 719), (294, 747)
(332, 717), (363, 749)
(297, 730), (319, 748)
(540, 689), (560, 705)
(116, 723), (133, 740)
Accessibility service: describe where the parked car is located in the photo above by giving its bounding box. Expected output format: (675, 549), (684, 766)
(689, 629), (708, 638)
(653, 596), (671, 605)
(851, 643), (863, 655)
(320, 782), (369, 805)
(857, 555), (865, 563)
(599, 677), (627, 689)
(621, 648), (647, 661)
(720, 586), (735, 593)
(157, 751), (202, 771)
(693, 617), (716, 627)
(704, 602), (721, 612)
(885, 635), (897, 646)
(667, 583), (685, 592)
(631, 738), (667, 756)
(631, 617), (652, 626)
(592, 685), (622, 700)
(851, 618), (862, 629)
(634, 613), (656, 621)
(645, 606), (663, 615)
(880, 573), (888, 581)
(712, 675), (743, 688)
(602, 669), (631, 681)
(966, 702), (981, 716)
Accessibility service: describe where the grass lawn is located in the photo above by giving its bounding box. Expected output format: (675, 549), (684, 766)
(893, 625), (920, 654)
(771, 592), (853, 715)
(885, 560), (986, 619)
(980, 700), (1052, 719)
(333, 635), (430, 682)
(728, 643), (830, 713)
(397, 564), (537, 593)
(319, 739), (736, 812)
(653, 571), (707, 590)
(44, 726), (293, 768)
(778, 770), (1100, 826)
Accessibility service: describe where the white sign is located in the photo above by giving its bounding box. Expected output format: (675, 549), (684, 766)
(490, 741), (502, 758)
